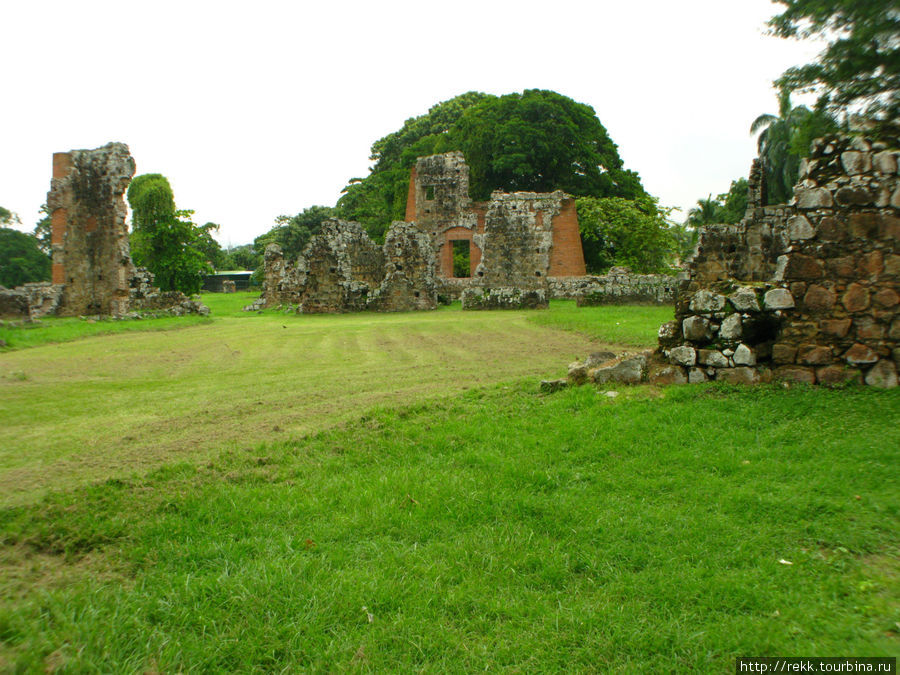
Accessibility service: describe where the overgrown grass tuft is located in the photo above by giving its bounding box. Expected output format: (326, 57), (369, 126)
(1, 382), (897, 671)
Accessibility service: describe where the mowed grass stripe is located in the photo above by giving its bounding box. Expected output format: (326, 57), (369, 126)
(0, 308), (603, 505)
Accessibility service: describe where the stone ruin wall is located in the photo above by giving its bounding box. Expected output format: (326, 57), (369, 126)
(1, 143), (207, 320)
(652, 132), (898, 388)
(48, 143), (136, 316)
(255, 219), (437, 314)
(406, 152), (588, 309)
(560, 132), (898, 392)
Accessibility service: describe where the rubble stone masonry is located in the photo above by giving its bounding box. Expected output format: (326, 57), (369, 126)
(653, 132), (899, 388)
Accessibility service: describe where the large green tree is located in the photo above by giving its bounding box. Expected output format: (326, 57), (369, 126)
(770, 0), (900, 123)
(126, 174), (212, 295)
(338, 90), (645, 241)
(450, 90), (644, 201)
(576, 196), (677, 274)
(0, 227), (51, 287)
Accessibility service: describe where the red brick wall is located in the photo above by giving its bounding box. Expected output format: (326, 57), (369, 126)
(51, 153), (72, 284)
(405, 167), (417, 222)
(548, 198), (586, 276)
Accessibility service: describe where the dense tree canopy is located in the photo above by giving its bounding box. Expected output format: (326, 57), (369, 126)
(253, 205), (337, 262)
(450, 90), (644, 202)
(770, 0), (900, 123)
(127, 174), (212, 295)
(576, 196), (677, 274)
(0, 227), (51, 287)
(338, 90), (645, 240)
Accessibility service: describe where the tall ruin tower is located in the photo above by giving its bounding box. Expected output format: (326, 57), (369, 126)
(47, 143), (136, 315)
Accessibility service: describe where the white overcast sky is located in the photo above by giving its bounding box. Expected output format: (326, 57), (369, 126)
(1, 0), (824, 246)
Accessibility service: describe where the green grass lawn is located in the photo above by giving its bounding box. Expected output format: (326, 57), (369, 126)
(0, 295), (629, 505)
(1, 295), (897, 671)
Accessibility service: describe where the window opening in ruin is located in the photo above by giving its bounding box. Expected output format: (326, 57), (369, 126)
(451, 240), (471, 278)
(424, 185), (435, 200)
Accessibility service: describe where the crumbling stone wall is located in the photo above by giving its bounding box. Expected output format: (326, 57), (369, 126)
(4, 144), (207, 320)
(545, 268), (677, 305)
(562, 131), (898, 390)
(47, 143), (136, 316)
(296, 220), (385, 313)
(368, 221), (437, 312)
(656, 132), (898, 388)
(255, 219), (438, 313)
(406, 153), (586, 309)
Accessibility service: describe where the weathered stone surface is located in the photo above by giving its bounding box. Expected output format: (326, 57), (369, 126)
(540, 378), (568, 393)
(844, 343), (879, 365)
(861, 250), (884, 276)
(567, 362), (588, 386)
(864, 359), (898, 388)
(875, 288), (900, 308)
(848, 213), (880, 238)
(689, 289), (727, 313)
(688, 367), (708, 383)
(729, 287), (760, 312)
(783, 254), (824, 280)
(826, 255), (855, 277)
(764, 288), (795, 309)
(841, 283), (870, 313)
(787, 215), (815, 240)
(682, 315), (712, 341)
(798, 343), (833, 365)
(0, 288), (30, 318)
(719, 313), (742, 340)
(840, 150), (871, 175)
(733, 343), (756, 366)
(816, 365), (861, 387)
(886, 254), (900, 277)
(590, 354), (647, 385)
(893, 186), (900, 209)
(802, 284), (836, 311)
(698, 349), (729, 368)
(873, 150), (898, 175)
(572, 272), (676, 306)
(819, 318), (852, 337)
(834, 186), (873, 206)
(657, 320), (681, 347)
(668, 345), (697, 367)
(855, 317), (885, 340)
(772, 343), (798, 364)
(584, 351), (617, 369)
(774, 366), (816, 384)
(795, 187), (833, 208)
(648, 364), (687, 385)
(368, 221), (438, 312)
(718, 367), (760, 385)
(816, 216), (843, 241)
(461, 286), (548, 310)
